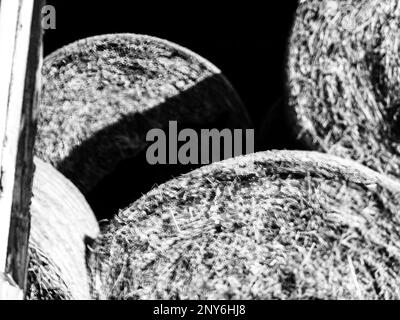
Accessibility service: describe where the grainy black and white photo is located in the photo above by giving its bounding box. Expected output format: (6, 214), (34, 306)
(1, 0), (400, 305)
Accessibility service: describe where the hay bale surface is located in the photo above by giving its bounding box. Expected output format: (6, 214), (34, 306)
(287, 0), (400, 179)
(36, 33), (251, 194)
(91, 150), (400, 300)
(26, 158), (99, 300)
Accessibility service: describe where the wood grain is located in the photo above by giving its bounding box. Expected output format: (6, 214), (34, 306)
(0, 0), (43, 299)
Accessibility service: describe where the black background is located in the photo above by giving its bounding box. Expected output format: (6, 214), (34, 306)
(44, 0), (299, 129)
(0, 300), (372, 318)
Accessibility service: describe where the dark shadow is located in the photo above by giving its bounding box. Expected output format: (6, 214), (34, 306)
(257, 97), (306, 151)
(55, 74), (252, 221)
(85, 122), (253, 221)
(86, 150), (201, 221)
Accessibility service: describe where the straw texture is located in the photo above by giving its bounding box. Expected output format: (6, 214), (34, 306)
(36, 33), (251, 194)
(91, 150), (400, 300)
(287, 0), (400, 179)
(26, 158), (99, 300)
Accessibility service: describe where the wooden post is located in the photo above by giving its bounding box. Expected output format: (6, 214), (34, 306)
(0, 0), (43, 299)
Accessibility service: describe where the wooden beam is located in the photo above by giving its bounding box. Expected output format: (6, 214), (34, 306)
(0, 0), (43, 299)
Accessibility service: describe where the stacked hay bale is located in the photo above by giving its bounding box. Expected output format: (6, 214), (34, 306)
(90, 151), (400, 300)
(287, 0), (400, 179)
(26, 158), (99, 300)
(36, 33), (252, 195)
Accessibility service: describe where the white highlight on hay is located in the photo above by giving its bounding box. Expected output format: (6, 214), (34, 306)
(29, 158), (100, 299)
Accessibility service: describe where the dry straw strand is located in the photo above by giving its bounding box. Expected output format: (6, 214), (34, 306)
(36, 33), (252, 194)
(26, 158), (99, 300)
(287, 0), (400, 179)
(90, 150), (400, 300)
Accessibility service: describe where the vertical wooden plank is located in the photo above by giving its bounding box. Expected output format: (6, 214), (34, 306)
(0, 0), (43, 299)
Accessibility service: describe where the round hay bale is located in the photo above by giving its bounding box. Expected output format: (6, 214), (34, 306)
(90, 150), (400, 300)
(287, 0), (400, 179)
(36, 33), (252, 194)
(26, 158), (99, 300)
